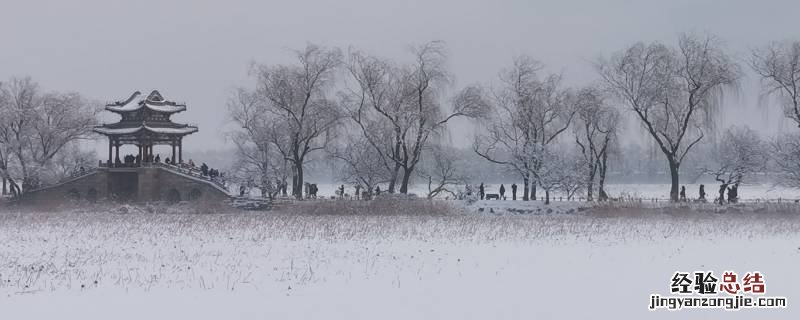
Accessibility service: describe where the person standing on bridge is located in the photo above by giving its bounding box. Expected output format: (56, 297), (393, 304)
(499, 184), (506, 200)
(511, 183), (517, 201)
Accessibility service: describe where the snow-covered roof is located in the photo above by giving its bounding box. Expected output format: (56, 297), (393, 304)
(105, 90), (187, 114)
(93, 125), (198, 136)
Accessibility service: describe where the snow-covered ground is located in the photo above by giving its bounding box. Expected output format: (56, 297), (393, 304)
(310, 183), (800, 201)
(1, 204), (799, 319)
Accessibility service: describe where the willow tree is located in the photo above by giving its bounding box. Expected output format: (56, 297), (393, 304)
(244, 44), (343, 199)
(751, 40), (800, 128)
(473, 56), (573, 201)
(342, 41), (487, 194)
(596, 33), (741, 201)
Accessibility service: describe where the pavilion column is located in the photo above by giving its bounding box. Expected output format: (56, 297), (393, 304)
(178, 139), (183, 163)
(108, 139), (113, 165)
(171, 141), (176, 164)
(114, 141), (120, 165)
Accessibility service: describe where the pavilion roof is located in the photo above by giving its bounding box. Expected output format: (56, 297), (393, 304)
(93, 124), (198, 136)
(105, 90), (187, 114)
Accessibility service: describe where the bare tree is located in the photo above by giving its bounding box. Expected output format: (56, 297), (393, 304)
(417, 145), (466, 199)
(329, 134), (389, 199)
(47, 142), (97, 181)
(771, 132), (800, 189)
(751, 40), (800, 128)
(342, 42), (487, 194)
(534, 148), (585, 204)
(704, 126), (766, 195)
(226, 88), (289, 199)
(341, 50), (409, 193)
(473, 56), (574, 201)
(572, 86), (620, 201)
(244, 44), (343, 199)
(596, 33), (741, 201)
(0, 77), (98, 196)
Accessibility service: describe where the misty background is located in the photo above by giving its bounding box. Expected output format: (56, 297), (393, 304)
(1, 0), (799, 180)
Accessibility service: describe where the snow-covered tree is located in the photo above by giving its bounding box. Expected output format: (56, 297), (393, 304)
(329, 134), (390, 199)
(572, 86), (620, 201)
(416, 145), (466, 199)
(341, 42), (487, 194)
(704, 126), (766, 190)
(226, 88), (290, 199)
(751, 40), (800, 128)
(0, 77), (98, 196)
(534, 148), (586, 204)
(473, 56), (574, 201)
(239, 44), (344, 199)
(596, 33), (741, 201)
(771, 132), (800, 189)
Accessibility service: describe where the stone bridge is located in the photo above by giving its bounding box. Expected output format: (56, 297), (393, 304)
(24, 165), (231, 204)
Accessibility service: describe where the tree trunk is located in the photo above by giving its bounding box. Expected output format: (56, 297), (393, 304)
(586, 167), (595, 201)
(545, 189), (550, 205)
(295, 164), (304, 200)
(1, 177), (6, 195)
(399, 167), (413, 194)
(598, 152), (608, 201)
(9, 178), (20, 198)
(291, 165), (298, 198)
(522, 177), (530, 201)
(531, 183), (537, 201)
(668, 160), (680, 202)
(388, 162), (401, 193)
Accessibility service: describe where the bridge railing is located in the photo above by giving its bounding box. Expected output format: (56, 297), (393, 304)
(142, 162), (230, 192)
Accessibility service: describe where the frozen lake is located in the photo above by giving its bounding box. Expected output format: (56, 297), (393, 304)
(1, 204), (798, 319)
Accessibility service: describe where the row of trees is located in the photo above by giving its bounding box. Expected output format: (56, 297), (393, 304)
(222, 35), (800, 202)
(0, 78), (97, 197)
(227, 42), (485, 200)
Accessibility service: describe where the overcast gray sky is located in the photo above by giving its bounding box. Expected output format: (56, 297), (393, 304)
(2, 0), (799, 154)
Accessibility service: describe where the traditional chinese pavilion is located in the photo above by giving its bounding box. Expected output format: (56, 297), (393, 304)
(94, 90), (198, 166)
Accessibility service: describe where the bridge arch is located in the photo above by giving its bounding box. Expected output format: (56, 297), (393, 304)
(166, 188), (181, 203)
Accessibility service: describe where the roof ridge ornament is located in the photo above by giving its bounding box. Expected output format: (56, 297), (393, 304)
(146, 90), (164, 102)
(109, 91), (141, 106)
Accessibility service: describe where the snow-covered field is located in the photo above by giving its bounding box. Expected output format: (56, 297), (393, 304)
(1, 201), (799, 319)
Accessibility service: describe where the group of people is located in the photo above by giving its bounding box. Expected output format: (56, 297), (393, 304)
(334, 184), (383, 200)
(115, 153), (178, 166)
(680, 183), (739, 204)
(475, 182), (519, 200)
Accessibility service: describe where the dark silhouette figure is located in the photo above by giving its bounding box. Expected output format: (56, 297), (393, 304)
(728, 184), (738, 204)
(155, 154), (160, 163)
(375, 185), (381, 196)
(699, 184), (706, 201)
(165, 157), (171, 164)
(479, 183), (485, 200)
(310, 184), (318, 199)
(239, 185), (246, 197)
(718, 184), (727, 205)
(511, 183), (517, 200)
(200, 163), (209, 176)
(679, 186), (686, 201)
(338, 184), (345, 199)
(499, 184), (506, 200)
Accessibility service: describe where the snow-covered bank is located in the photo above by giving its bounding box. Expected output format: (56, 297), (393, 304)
(1, 207), (798, 319)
